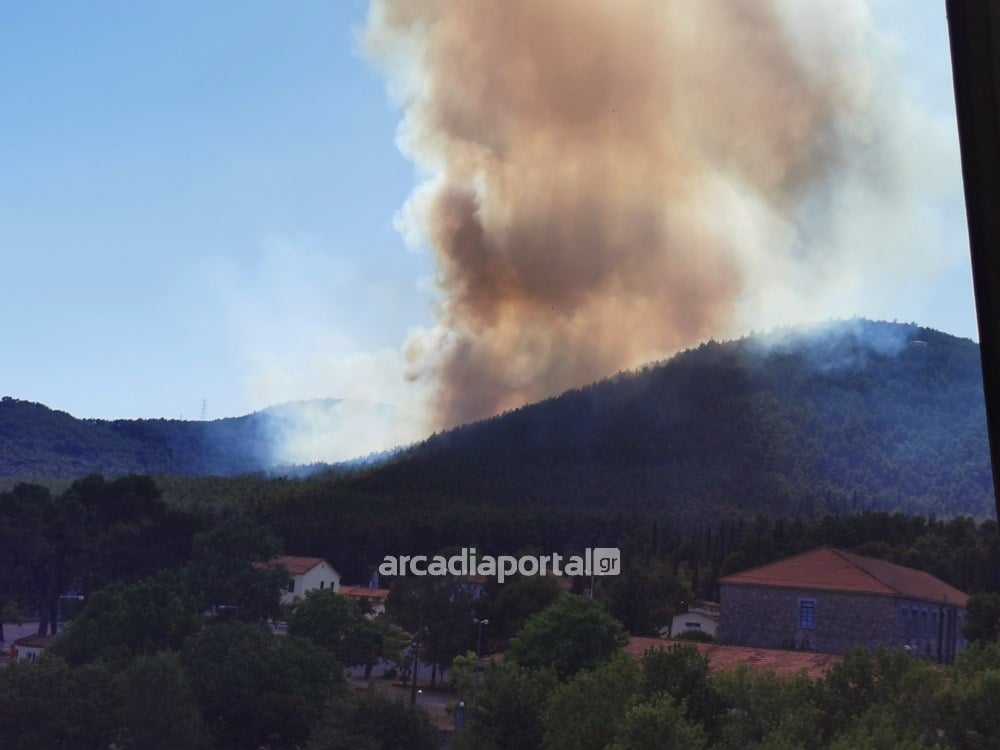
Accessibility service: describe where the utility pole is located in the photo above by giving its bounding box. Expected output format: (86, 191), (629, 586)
(56, 594), (85, 633)
(473, 617), (489, 699)
(410, 612), (423, 706)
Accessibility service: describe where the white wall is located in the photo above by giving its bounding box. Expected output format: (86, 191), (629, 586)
(670, 611), (719, 638)
(281, 560), (342, 605)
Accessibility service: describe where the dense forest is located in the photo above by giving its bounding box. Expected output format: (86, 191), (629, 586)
(4, 474), (998, 633)
(359, 319), (992, 520)
(3, 475), (1000, 749)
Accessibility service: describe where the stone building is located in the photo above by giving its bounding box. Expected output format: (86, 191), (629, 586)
(719, 547), (968, 664)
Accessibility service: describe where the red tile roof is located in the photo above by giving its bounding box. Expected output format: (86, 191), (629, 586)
(718, 548), (967, 606)
(14, 633), (58, 649)
(339, 586), (390, 600)
(627, 637), (841, 680)
(266, 556), (329, 576)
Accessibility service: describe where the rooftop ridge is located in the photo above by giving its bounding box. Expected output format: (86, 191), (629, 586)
(716, 546), (831, 581)
(827, 547), (901, 595)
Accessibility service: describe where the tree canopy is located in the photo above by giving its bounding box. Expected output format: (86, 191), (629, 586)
(508, 594), (629, 679)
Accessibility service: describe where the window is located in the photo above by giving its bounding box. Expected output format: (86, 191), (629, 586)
(685, 622), (702, 629)
(799, 599), (816, 629)
(320, 581), (325, 589)
(286, 580), (295, 593)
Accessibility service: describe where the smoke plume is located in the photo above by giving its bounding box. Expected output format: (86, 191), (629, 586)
(364, 0), (948, 429)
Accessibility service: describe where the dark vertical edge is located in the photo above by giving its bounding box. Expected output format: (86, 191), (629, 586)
(946, 0), (1000, 520)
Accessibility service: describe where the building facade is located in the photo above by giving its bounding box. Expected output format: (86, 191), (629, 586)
(267, 556), (342, 605)
(719, 548), (967, 664)
(338, 586), (390, 616)
(13, 633), (57, 662)
(670, 600), (720, 638)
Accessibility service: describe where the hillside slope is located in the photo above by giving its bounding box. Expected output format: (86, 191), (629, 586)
(355, 320), (993, 519)
(1, 320), (993, 522)
(0, 399), (331, 477)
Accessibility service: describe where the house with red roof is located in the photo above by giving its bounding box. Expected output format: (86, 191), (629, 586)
(13, 633), (58, 662)
(719, 547), (968, 663)
(338, 586), (390, 616)
(265, 556), (342, 605)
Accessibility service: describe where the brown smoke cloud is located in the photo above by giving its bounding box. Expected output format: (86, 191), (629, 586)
(364, 0), (879, 429)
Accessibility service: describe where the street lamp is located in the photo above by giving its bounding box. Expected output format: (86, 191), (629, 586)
(473, 617), (489, 698)
(215, 604), (239, 621)
(56, 594), (85, 633)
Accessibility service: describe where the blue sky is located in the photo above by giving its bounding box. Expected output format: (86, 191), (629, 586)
(2, 2), (432, 420)
(0, 2), (979, 460)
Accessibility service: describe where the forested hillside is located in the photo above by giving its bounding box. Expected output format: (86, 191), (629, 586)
(0, 398), (315, 477)
(354, 320), (993, 520)
(1, 321), (993, 523)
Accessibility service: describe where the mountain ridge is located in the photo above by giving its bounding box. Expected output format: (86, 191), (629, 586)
(0, 397), (338, 478)
(354, 319), (993, 519)
(1, 320), (993, 522)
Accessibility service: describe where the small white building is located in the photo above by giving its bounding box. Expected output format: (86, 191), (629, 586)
(267, 556), (342, 605)
(670, 600), (720, 639)
(13, 633), (58, 662)
(339, 586), (390, 617)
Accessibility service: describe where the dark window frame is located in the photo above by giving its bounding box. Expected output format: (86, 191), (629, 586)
(799, 598), (816, 629)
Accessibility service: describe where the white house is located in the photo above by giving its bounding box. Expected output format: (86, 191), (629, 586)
(670, 600), (720, 638)
(13, 633), (58, 662)
(267, 556), (342, 605)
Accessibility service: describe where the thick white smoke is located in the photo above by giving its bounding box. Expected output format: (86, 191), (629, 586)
(364, 0), (964, 430)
